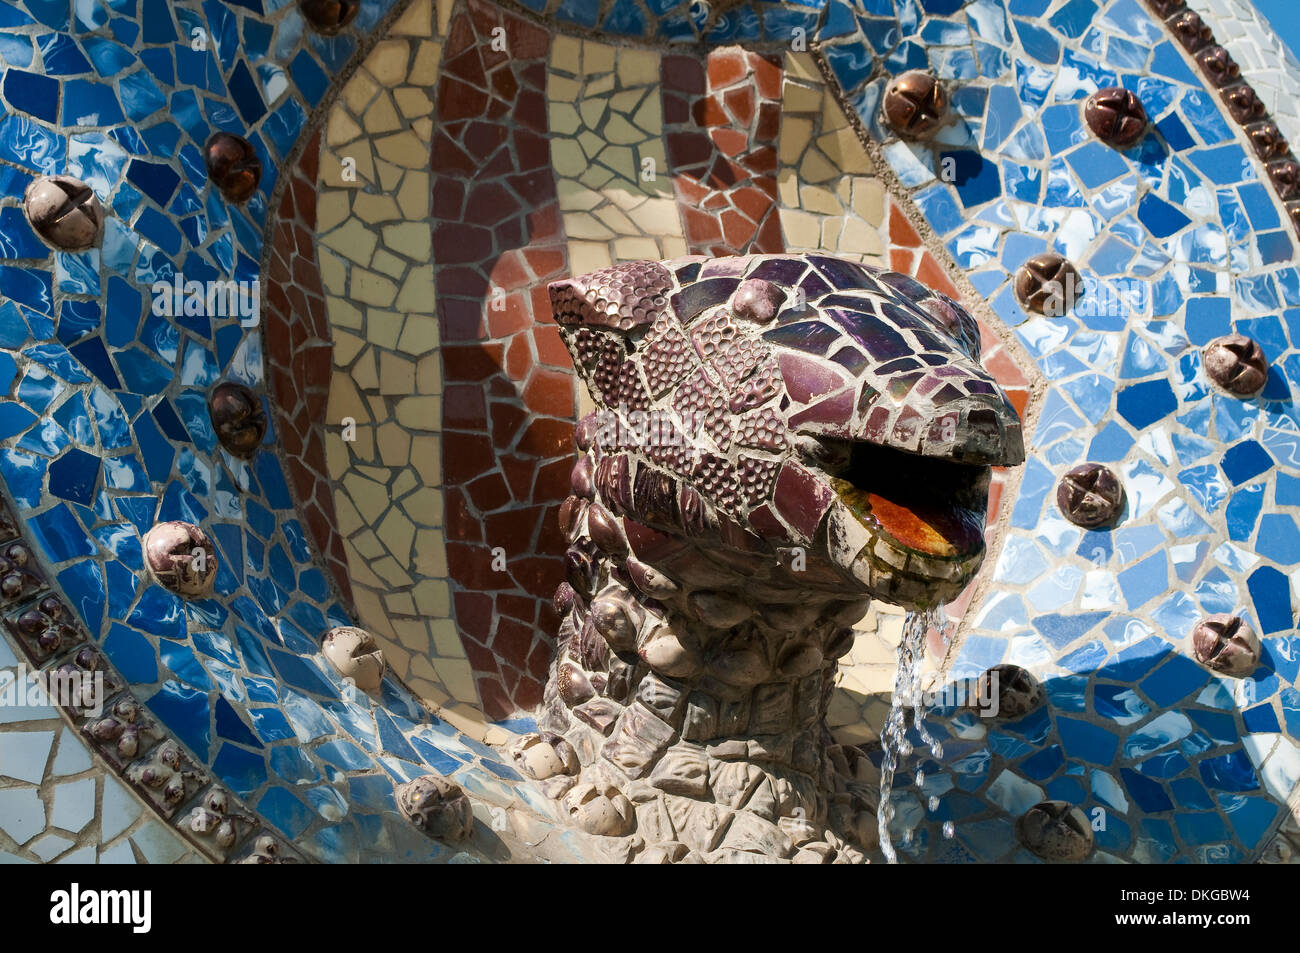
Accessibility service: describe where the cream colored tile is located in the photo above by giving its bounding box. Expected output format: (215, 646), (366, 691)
(409, 41), (442, 86)
(321, 218), (377, 265)
(391, 0), (432, 36)
(414, 581), (451, 618)
(343, 70), (379, 113)
(617, 48), (659, 86)
(568, 240), (612, 274)
(592, 203), (637, 235)
(404, 487), (444, 526)
(350, 269), (398, 307)
(799, 147), (838, 184)
(326, 372), (368, 423)
(379, 351), (416, 393)
(397, 314), (439, 355)
(395, 396), (440, 429)
(395, 265), (435, 314)
(365, 308), (402, 349)
(366, 40), (410, 86)
(550, 102), (581, 136)
(392, 469), (418, 499)
(332, 492), (363, 536)
(371, 556), (414, 587)
(352, 191), (401, 223)
(818, 125), (873, 175)
(431, 618), (463, 656)
(318, 250), (348, 298)
(799, 183), (841, 216)
(370, 247), (406, 280)
(564, 211), (615, 240)
(551, 36), (582, 78)
(351, 346), (377, 389)
(780, 209), (820, 248)
(362, 91), (402, 134)
(584, 40), (615, 74)
(344, 477), (389, 525)
(632, 93), (662, 135)
(374, 130), (427, 168)
(383, 222), (431, 260)
(378, 507), (416, 560)
(384, 591), (417, 616)
(613, 236), (661, 261)
(395, 171), (430, 216)
(316, 192), (351, 233)
(851, 177), (885, 226)
(551, 137), (586, 177)
(414, 528), (449, 577)
(779, 117), (813, 163)
(603, 114), (642, 146)
(416, 354), (442, 394)
(409, 435), (441, 486)
(326, 113), (362, 149)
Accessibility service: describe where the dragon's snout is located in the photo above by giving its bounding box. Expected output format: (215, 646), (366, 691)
(548, 254), (1026, 609)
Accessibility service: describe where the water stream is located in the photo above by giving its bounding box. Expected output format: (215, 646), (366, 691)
(877, 605), (949, 863)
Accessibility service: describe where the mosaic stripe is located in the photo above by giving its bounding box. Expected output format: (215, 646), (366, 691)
(432, 0), (574, 721)
(547, 37), (688, 274)
(662, 47), (786, 256)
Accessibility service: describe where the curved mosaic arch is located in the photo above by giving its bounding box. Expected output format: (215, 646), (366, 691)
(0, 0), (1296, 864)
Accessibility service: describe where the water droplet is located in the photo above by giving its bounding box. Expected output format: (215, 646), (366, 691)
(928, 795), (940, 812)
(914, 769), (926, 787)
(943, 821), (955, 839)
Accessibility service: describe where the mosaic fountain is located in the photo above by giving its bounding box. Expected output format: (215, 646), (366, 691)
(0, 0), (1298, 866)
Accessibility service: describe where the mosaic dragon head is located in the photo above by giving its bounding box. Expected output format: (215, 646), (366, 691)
(516, 254), (1026, 863)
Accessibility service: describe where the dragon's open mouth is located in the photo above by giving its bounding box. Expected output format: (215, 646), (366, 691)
(825, 440), (993, 607)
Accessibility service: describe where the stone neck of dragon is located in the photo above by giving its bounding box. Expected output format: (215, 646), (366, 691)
(508, 254), (1025, 864)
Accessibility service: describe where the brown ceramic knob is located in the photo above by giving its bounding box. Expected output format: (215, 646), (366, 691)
(1056, 463), (1125, 528)
(881, 70), (948, 139)
(1015, 253), (1081, 316)
(1084, 87), (1147, 148)
(300, 0), (360, 35)
(204, 132), (262, 203)
(208, 382), (267, 458)
(1246, 121), (1290, 162)
(143, 521), (218, 597)
(1169, 9), (1213, 52)
(1195, 46), (1240, 87)
(977, 664), (1044, 719)
(1190, 614), (1260, 676)
(23, 175), (103, 251)
(1203, 333), (1268, 397)
(1268, 159), (1300, 201)
(1017, 801), (1094, 862)
(1221, 84), (1266, 125)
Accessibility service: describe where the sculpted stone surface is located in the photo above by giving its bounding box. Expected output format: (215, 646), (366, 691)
(320, 625), (386, 691)
(1017, 801), (1094, 862)
(397, 776), (474, 841)
(538, 254), (1026, 862)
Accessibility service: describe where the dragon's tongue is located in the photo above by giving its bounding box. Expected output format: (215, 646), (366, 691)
(868, 492), (983, 557)
(837, 480), (985, 559)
